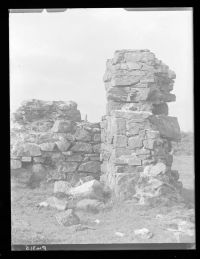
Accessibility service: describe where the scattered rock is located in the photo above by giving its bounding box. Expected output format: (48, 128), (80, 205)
(55, 209), (80, 226)
(134, 228), (153, 239)
(75, 224), (95, 231)
(44, 196), (68, 210)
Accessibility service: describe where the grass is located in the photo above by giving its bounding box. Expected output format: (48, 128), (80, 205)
(11, 155), (195, 245)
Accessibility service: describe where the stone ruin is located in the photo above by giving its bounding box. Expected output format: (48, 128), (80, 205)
(100, 49), (182, 205)
(11, 100), (101, 187)
(10, 49), (183, 206)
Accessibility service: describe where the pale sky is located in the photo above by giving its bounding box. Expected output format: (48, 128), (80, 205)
(9, 8), (193, 132)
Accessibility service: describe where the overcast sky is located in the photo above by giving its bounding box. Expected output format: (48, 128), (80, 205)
(9, 8), (193, 132)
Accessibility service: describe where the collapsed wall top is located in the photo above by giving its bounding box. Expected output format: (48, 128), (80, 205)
(12, 99), (81, 125)
(103, 49), (176, 115)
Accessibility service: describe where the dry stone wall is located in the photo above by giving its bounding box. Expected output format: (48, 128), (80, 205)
(11, 100), (101, 185)
(101, 49), (183, 204)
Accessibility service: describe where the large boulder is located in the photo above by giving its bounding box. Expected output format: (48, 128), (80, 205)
(67, 180), (105, 200)
(149, 115), (181, 141)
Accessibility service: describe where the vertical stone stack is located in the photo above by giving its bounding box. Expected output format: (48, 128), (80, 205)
(101, 50), (182, 204)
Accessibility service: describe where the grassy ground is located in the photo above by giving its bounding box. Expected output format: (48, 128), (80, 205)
(11, 155), (195, 245)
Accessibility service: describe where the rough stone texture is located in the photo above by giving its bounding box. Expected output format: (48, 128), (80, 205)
(39, 142), (56, 151)
(71, 142), (93, 153)
(53, 181), (71, 194)
(10, 100), (101, 185)
(78, 161), (101, 173)
(11, 159), (22, 169)
(101, 49), (182, 204)
(67, 180), (105, 200)
(55, 209), (80, 226)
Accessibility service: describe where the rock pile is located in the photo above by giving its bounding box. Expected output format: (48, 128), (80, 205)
(101, 49), (182, 204)
(11, 99), (101, 186)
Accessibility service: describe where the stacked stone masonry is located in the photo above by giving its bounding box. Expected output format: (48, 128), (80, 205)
(101, 49), (182, 204)
(11, 100), (101, 184)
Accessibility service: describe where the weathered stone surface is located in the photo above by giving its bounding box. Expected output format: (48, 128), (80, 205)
(33, 157), (45, 163)
(149, 115), (181, 141)
(78, 161), (101, 173)
(142, 163), (167, 177)
(74, 128), (91, 142)
(152, 103), (168, 115)
(37, 132), (57, 144)
(67, 180), (104, 200)
(61, 162), (78, 173)
(11, 159), (22, 169)
(111, 148), (133, 158)
(114, 173), (140, 200)
(71, 142), (93, 153)
(111, 117), (126, 135)
(93, 134), (101, 142)
(39, 142), (56, 151)
(93, 144), (101, 153)
(32, 163), (46, 174)
(143, 138), (157, 149)
(101, 49), (181, 202)
(114, 165), (140, 174)
(111, 110), (152, 121)
(21, 157), (32, 162)
(53, 180), (71, 194)
(51, 120), (73, 133)
(65, 154), (83, 162)
(113, 135), (127, 148)
(128, 136), (143, 149)
(12, 143), (41, 157)
(171, 170), (179, 181)
(146, 130), (160, 139)
(106, 101), (123, 115)
(90, 155), (100, 161)
(12, 99), (81, 124)
(55, 139), (71, 152)
(55, 209), (80, 226)
(115, 154), (142, 166)
(45, 196), (68, 210)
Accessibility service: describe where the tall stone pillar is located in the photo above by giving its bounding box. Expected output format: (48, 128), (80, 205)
(101, 49), (182, 204)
